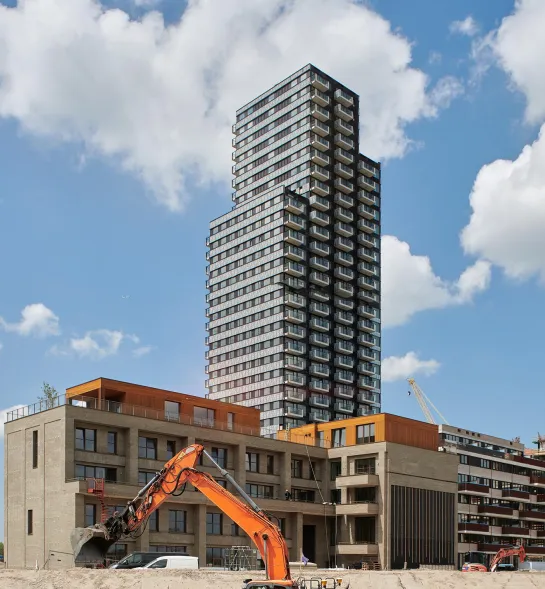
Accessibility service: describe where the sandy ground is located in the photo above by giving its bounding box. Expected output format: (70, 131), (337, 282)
(1, 569), (545, 589)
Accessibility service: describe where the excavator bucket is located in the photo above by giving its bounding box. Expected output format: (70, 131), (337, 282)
(71, 525), (116, 564)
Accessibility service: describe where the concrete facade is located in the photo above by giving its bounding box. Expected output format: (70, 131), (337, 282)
(5, 396), (459, 571)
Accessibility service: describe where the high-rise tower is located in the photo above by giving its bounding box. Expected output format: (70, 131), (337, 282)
(205, 64), (381, 436)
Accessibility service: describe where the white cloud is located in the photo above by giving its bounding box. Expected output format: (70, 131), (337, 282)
(0, 0), (453, 211)
(132, 345), (154, 357)
(381, 235), (491, 328)
(51, 329), (148, 359)
(460, 1), (545, 281)
(449, 16), (479, 37)
(429, 76), (464, 110)
(0, 303), (60, 338)
(382, 352), (440, 383)
(0, 405), (27, 439)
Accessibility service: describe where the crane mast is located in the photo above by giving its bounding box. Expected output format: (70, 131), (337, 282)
(407, 378), (449, 425)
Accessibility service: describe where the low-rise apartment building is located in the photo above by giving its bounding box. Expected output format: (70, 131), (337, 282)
(4, 378), (459, 571)
(439, 424), (545, 568)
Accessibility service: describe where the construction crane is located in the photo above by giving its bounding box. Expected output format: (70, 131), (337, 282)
(407, 378), (449, 425)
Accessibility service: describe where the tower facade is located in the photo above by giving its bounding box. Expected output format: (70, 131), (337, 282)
(206, 64), (381, 436)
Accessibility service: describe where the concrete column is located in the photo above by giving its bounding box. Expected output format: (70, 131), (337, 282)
(293, 511), (303, 561)
(279, 450), (291, 497)
(234, 443), (247, 487)
(341, 455), (349, 476)
(127, 428), (139, 485)
(135, 522), (150, 551)
(194, 504), (207, 566)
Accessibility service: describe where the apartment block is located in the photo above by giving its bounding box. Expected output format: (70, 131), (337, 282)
(206, 64), (381, 436)
(439, 424), (545, 568)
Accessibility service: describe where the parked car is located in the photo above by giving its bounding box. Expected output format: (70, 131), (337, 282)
(137, 555), (199, 569)
(109, 551), (178, 569)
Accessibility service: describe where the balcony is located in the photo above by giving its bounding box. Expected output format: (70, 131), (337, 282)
(335, 119), (354, 136)
(357, 406), (376, 417)
(334, 148), (354, 165)
(311, 164), (330, 182)
(335, 177), (354, 194)
(311, 119), (330, 137)
(335, 371), (355, 384)
(285, 324), (305, 339)
(285, 356), (305, 370)
(285, 308), (306, 324)
(335, 162), (354, 179)
(311, 88), (330, 107)
(358, 204), (378, 220)
(285, 261), (305, 277)
(310, 348), (330, 362)
(357, 248), (378, 263)
(285, 197), (305, 215)
(531, 474), (545, 487)
(335, 251), (354, 266)
(335, 207), (354, 224)
(309, 409), (330, 423)
(335, 340), (354, 354)
(358, 319), (376, 333)
(335, 282), (354, 298)
(357, 392), (380, 405)
(285, 229), (305, 246)
(310, 332), (330, 347)
(502, 488), (531, 502)
(334, 133), (354, 151)
(357, 306), (377, 319)
(358, 262), (379, 277)
(335, 355), (354, 369)
(285, 339), (305, 355)
(335, 267), (354, 281)
(310, 395), (330, 408)
(358, 233), (378, 248)
(310, 301), (330, 317)
(335, 222), (354, 238)
(458, 523), (490, 534)
(311, 179), (330, 197)
(335, 311), (354, 325)
(335, 326), (354, 340)
(310, 240), (330, 256)
(358, 276), (379, 291)
(520, 510), (545, 522)
(477, 504), (514, 517)
(335, 297), (354, 311)
(312, 73), (330, 92)
(335, 400), (354, 414)
(359, 377), (379, 391)
(458, 482), (490, 496)
(358, 218), (379, 234)
(335, 192), (354, 208)
(284, 276), (305, 290)
(308, 197), (329, 214)
(309, 380), (330, 394)
(310, 363), (330, 378)
(334, 103), (353, 121)
(312, 104), (330, 122)
(286, 293), (306, 308)
(358, 160), (379, 178)
(311, 148), (330, 167)
(334, 88), (354, 107)
(285, 372), (305, 386)
(358, 333), (375, 346)
(358, 175), (380, 192)
(310, 271), (330, 287)
(310, 288), (329, 303)
(502, 526), (530, 536)
(285, 388), (305, 403)
(335, 236), (354, 252)
(285, 404), (306, 418)
(285, 213), (305, 231)
(310, 226), (330, 243)
(310, 316), (330, 332)
(310, 209), (330, 226)
(334, 385), (354, 399)
(285, 245), (305, 262)
(311, 134), (330, 152)
(358, 363), (375, 377)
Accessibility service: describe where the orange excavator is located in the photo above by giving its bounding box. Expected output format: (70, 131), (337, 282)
(461, 545), (526, 572)
(71, 443), (340, 589)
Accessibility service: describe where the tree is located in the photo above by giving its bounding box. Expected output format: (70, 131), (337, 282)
(0, 541), (4, 555)
(39, 382), (59, 409)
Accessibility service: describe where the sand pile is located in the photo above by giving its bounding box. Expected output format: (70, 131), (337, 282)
(0, 569), (545, 589)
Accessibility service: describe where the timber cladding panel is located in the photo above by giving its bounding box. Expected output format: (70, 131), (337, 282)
(390, 485), (455, 569)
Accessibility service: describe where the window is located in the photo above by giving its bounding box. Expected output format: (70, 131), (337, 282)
(107, 432), (117, 454)
(266, 455), (274, 474)
(166, 441), (176, 460)
(75, 465), (117, 482)
(32, 430), (38, 469)
(207, 513), (222, 535)
(211, 448), (227, 468)
(278, 518), (286, 537)
(149, 511), (159, 532)
(106, 505), (125, 518)
(330, 461), (341, 481)
(217, 479), (227, 488)
(138, 471), (156, 486)
(27, 509), (33, 535)
(138, 437), (157, 460)
(460, 454), (468, 465)
(332, 428), (346, 448)
(206, 547), (224, 566)
(291, 488), (315, 502)
(331, 489), (341, 504)
(85, 504), (96, 527)
(245, 483), (273, 499)
(355, 458), (375, 474)
(231, 522), (241, 536)
(165, 401), (180, 421)
(194, 406), (215, 427)
(106, 543), (127, 559)
(317, 431), (325, 448)
(148, 558), (168, 568)
(169, 510), (186, 533)
(291, 459), (303, 478)
(246, 452), (259, 472)
(356, 423), (375, 444)
(75, 428), (96, 452)
(149, 545), (186, 553)
(227, 412), (234, 431)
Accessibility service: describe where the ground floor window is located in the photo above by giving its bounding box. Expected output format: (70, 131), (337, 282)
(149, 545), (187, 553)
(206, 547), (225, 566)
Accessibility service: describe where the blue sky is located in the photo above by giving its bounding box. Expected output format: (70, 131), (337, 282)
(1, 0), (545, 534)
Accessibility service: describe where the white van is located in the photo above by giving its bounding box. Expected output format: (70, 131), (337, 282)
(138, 555), (199, 569)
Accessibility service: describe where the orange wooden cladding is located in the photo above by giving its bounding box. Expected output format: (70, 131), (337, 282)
(66, 377), (260, 431)
(278, 413), (439, 451)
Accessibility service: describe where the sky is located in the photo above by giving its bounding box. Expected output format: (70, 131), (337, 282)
(1, 0), (545, 532)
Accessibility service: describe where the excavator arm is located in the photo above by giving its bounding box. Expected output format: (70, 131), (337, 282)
(71, 443), (290, 582)
(489, 545), (526, 572)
